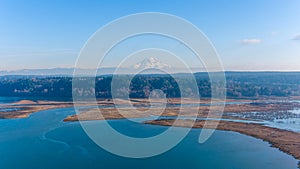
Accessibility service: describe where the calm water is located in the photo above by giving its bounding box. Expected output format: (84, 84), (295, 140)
(0, 98), (299, 169)
(0, 97), (22, 104)
(225, 109), (300, 132)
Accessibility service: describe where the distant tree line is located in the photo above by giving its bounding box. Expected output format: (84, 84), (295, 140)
(0, 72), (300, 99)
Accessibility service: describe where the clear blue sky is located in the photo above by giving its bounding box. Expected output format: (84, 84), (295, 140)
(0, 0), (300, 71)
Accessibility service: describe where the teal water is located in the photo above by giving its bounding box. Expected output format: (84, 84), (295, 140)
(0, 100), (299, 168)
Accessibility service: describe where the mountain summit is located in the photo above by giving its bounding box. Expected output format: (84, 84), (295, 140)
(134, 57), (171, 69)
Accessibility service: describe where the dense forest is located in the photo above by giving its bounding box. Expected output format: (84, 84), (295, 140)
(0, 72), (300, 99)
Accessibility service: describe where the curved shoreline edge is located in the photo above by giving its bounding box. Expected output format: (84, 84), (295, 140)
(144, 119), (300, 168)
(1, 99), (300, 168)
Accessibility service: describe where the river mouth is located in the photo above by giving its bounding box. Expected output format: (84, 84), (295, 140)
(0, 104), (299, 169)
(0, 97), (300, 169)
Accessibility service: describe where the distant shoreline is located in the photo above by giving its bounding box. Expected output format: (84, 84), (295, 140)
(1, 97), (300, 168)
(2, 69), (300, 76)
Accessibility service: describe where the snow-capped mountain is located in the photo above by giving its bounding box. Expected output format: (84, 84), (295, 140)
(134, 57), (171, 69)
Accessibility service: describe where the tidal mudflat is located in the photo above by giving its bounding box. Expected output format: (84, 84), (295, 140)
(1, 98), (300, 168)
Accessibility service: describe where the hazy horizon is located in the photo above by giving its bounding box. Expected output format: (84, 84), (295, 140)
(1, 0), (300, 71)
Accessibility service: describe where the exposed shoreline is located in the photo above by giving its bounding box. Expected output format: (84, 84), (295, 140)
(63, 98), (300, 121)
(1, 98), (300, 167)
(144, 119), (300, 168)
(0, 100), (74, 119)
(1, 98), (299, 120)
